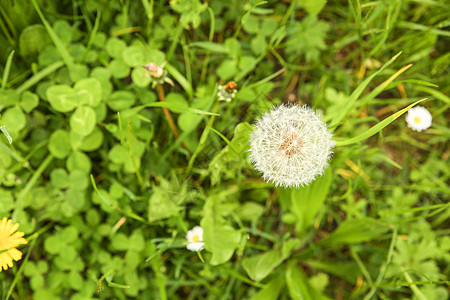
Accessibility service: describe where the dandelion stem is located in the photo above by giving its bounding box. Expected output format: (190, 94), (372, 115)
(157, 83), (180, 139)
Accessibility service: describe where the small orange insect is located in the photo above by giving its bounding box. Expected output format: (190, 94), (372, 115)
(224, 81), (237, 93)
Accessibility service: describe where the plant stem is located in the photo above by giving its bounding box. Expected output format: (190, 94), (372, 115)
(186, 100), (220, 174)
(157, 83), (180, 139)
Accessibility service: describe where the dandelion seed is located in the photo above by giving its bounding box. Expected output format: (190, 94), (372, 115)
(186, 226), (204, 252)
(405, 106), (432, 132)
(0, 218), (28, 272)
(249, 104), (334, 188)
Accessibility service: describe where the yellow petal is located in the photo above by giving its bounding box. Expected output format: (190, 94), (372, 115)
(8, 248), (23, 261)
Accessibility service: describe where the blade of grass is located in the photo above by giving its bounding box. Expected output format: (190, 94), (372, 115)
(12, 154), (54, 221)
(397, 21), (450, 37)
(207, 126), (240, 155)
(185, 91), (220, 174)
(413, 86), (449, 103)
(121, 103), (219, 119)
(82, 10), (101, 62)
(200, 8), (216, 82)
(357, 63), (413, 107)
(1, 50), (14, 90)
(165, 63), (194, 99)
(31, 0), (74, 70)
(335, 98), (427, 146)
(331, 51), (402, 127)
(16, 61), (64, 93)
(363, 227), (398, 300)
(247, 68), (285, 89)
(90, 175), (147, 223)
(5, 237), (38, 300)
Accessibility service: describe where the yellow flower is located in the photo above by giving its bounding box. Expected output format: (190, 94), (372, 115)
(0, 218), (28, 272)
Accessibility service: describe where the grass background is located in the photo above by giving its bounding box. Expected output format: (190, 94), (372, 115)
(0, 0), (449, 299)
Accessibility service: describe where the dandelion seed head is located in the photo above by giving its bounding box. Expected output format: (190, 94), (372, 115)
(249, 104), (334, 188)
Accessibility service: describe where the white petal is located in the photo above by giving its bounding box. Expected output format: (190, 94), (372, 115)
(186, 242), (205, 252)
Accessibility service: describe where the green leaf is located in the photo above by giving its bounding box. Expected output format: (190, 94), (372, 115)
(70, 127), (104, 152)
(251, 35), (266, 55)
(165, 63), (194, 100)
(79, 127), (104, 152)
(249, 273), (284, 300)
(242, 250), (285, 282)
(46, 85), (80, 112)
(165, 93), (188, 113)
(107, 90), (136, 111)
(50, 168), (70, 189)
(44, 235), (65, 254)
(0, 90), (20, 108)
(109, 59), (130, 79)
(20, 91), (39, 113)
(299, 0), (327, 16)
(18, 24), (51, 57)
(202, 220), (241, 265)
(48, 129), (71, 159)
(70, 106), (97, 136)
(105, 37), (127, 59)
(69, 170), (89, 190)
(290, 169), (332, 235)
(286, 262), (330, 300)
(74, 78), (102, 107)
(242, 14), (260, 34)
(236, 202), (264, 222)
(285, 16), (329, 63)
(190, 41), (229, 53)
(217, 60), (237, 80)
(111, 233), (129, 251)
(108, 144), (128, 164)
(2, 106), (26, 133)
(123, 46), (145, 67)
(319, 218), (388, 246)
(178, 111), (203, 132)
(129, 230), (145, 252)
(148, 185), (181, 222)
(0, 189), (14, 213)
(131, 67), (151, 88)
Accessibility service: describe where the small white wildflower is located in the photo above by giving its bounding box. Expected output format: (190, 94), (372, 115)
(249, 104), (334, 188)
(143, 62), (164, 78)
(217, 81), (237, 102)
(186, 226), (204, 252)
(405, 106), (432, 132)
(142, 62), (174, 87)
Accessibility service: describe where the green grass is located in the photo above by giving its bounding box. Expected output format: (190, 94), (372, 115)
(0, 0), (449, 299)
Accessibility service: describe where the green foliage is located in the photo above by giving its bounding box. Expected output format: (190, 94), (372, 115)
(0, 0), (448, 299)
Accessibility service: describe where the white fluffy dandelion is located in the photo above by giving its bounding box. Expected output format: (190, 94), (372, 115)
(186, 226), (205, 252)
(405, 106), (432, 132)
(249, 104), (334, 188)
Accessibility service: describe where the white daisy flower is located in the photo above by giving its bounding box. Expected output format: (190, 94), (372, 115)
(186, 226), (205, 252)
(249, 104), (334, 188)
(405, 106), (432, 132)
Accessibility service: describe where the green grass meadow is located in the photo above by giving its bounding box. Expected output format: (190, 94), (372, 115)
(0, 0), (449, 299)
